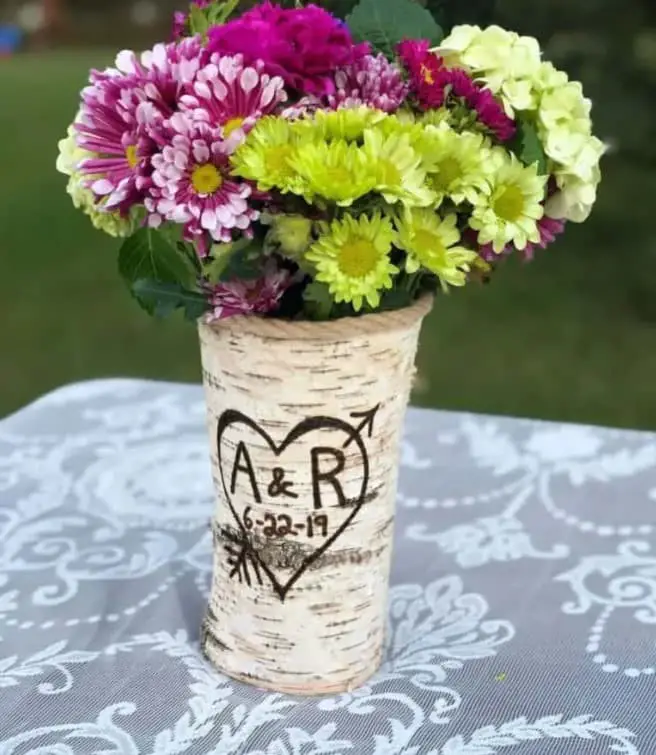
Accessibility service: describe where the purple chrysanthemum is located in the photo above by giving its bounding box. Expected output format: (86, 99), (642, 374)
(179, 53), (287, 151)
(327, 53), (408, 113)
(202, 262), (292, 321)
(145, 113), (258, 247)
(522, 216), (566, 260)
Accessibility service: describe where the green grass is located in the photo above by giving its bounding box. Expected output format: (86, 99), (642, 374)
(2, 51), (655, 428)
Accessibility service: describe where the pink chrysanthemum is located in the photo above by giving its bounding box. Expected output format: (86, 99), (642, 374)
(172, 0), (211, 40)
(145, 113), (257, 247)
(474, 215), (566, 262)
(75, 70), (149, 211)
(327, 53), (408, 113)
(202, 263), (292, 321)
(115, 37), (206, 118)
(397, 39), (515, 142)
(179, 53), (287, 151)
(74, 39), (206, 211)
(207, 2), (369, 96)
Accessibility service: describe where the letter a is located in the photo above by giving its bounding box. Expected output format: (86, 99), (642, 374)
(230, 441), (262, 502)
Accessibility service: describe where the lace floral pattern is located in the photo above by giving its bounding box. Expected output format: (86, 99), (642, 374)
(0, 380), (652, 753)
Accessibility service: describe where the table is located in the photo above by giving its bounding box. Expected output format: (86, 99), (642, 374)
(1, 379), (654, 754)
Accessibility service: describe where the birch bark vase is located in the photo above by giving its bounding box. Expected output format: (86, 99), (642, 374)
(198, 295), (432, 695)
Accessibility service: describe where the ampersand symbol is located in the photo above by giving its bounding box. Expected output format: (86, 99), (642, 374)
(267, 467), (298, 499)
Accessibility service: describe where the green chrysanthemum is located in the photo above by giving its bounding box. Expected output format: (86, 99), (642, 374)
(305, 213), (399, 311)
(415, 123), (494, 207)
(57, 124), (134, 238)
(292, 107), (388, 143)
(363, 128), (434, 208)
(265, 213), (314, 258)
(470, 151), (547, 252)
(395, 208), (480, 287)
(231, 116), (305, 194)
(289, 140), (376, 206)
(418, 108), (452, 129)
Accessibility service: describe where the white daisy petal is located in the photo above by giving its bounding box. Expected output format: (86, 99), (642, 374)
(201, 209), (218, 231)
(240, 68), (259, 93)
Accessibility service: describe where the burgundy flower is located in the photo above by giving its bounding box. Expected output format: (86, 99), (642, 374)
(397, 39), (444, 108)
(397, 38), (516, 142)
(440, 68), (516, 143)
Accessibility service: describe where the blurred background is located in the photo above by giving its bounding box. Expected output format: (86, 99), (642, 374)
(1, 0), (655, 427)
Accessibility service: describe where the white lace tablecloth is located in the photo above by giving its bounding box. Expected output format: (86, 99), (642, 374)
(1, 379), (655, 754)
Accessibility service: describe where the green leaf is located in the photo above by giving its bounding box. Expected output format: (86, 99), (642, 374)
(118, 228), (197, 315)
(188, 4), (210, 35)
(371, 285), (414, 313)
(346, 0), (444, 59)
(302, 281), (335, 321)
(204, 243), (236, 283)
(131, 279), (209, 322)
(211, 237), (264, 282)
(511, 117), (548, 174)
(208, 0), (242, 24)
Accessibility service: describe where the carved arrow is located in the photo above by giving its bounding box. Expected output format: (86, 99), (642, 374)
(343, 404), (380, 449)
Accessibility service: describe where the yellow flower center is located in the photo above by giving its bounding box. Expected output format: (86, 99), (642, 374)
(265, 145), (294, 175)
(413, 229), (444, 258)
(493, 184), (525, 222)
(327, 165), (354, 185)
(125, 145), (139, 170)
(337, 238), (379, 279)
(191, 164), (223, 195)
(420, 64), (434, 85)
(223, 117), (245, 138)
(435, 157), (462, 188)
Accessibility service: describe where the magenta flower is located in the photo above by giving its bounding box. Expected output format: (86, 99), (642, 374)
(145, 113), (257, 247)
(202, 263), (292, 321)
(180, 53), (287, 151)
(327, 53), (408, 113)
(207, 2), (369, 96)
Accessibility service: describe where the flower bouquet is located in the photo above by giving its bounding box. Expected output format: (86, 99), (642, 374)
(58, 0), (604, 694)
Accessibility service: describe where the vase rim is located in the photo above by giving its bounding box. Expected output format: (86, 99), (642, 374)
(199, 294), (433, 342)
